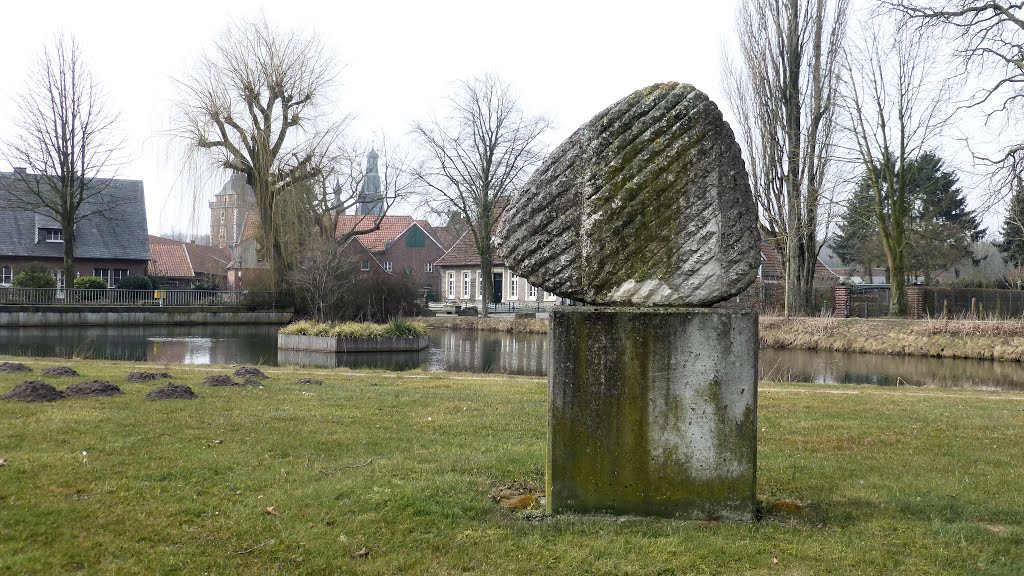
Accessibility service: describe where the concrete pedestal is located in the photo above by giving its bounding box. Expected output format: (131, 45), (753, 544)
(547, 307), (757, 520)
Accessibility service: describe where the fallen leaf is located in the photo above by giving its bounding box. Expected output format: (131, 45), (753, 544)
(0, 458), (8, 466)
(771, 557), (779, 565)
(500, 494), (537, 510)
(352, 547), (370, 559)
(214, 439), (224, 445)
(264, 506), (280, 516)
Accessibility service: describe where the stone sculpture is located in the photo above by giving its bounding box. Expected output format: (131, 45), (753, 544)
(499, 83), (760, 520)
(498, 82), (759, 307)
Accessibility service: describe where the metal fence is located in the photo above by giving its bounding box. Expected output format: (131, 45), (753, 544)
(0, 288), (277, 307)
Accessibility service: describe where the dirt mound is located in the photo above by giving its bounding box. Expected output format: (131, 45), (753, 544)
(145, 383), (197, 400)
(234, 366), (268, 379)
(0, 362), (32, 373)
(41, 366), (79, 377)
(65, 380), (124, 398)
(202, 374), (240, 387)
(296, 378), (324, 386)
(127, 371), (173, 381)
(241, 378), (264, 387)
(1, 381), (65, 402)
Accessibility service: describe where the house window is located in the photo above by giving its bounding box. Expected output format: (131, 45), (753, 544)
(424, 262), (433, 273)
(360, 260), (370, 271)
(477, 271), (483, 300)
(509, 274), (518, 299)
(528, 284), (538, 299)
(41, 228), (63, 242)
(447, 272), (455, 298)
(1, 266), (12, 285)
(94, 269), (129, 287)
(384, 261), (393, 272)
(462, 271), (471, 299)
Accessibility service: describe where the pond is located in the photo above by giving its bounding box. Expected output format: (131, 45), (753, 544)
(1, 324), (1023, 391)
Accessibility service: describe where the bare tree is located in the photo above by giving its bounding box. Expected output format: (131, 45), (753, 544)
(411, 74), (550, 316)
(839, 14), (951, 315)
(2, 34), (124, 283)
(289, 235), (360, 321)
(173, 16), (347, 283)
(882, 2), (1024, 201)
(722, 0), (850, 316)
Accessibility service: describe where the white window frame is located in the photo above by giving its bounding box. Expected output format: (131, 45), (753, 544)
(508, 273), (519, 300)
(94, 268), (110, 286)
(447, 271), (455, 299)
(384, 261), (393, 273)
(42, 228), (63, 243)
(477, 271), (483, 301)
(424, 262), (433, 273)
(360, 260), (370, 271)
(112, 269), (129, 286)
(462, 271), (471, 300)
(1, 266), (12, 285)
(528, 284), (538, 299)
(544, 288), (558, 302)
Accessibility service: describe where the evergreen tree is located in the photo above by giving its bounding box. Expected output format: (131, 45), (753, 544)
(833, 151), (982, 284)
(999, 184), (1024, 268)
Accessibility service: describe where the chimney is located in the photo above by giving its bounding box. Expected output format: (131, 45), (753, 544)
(13, 167), (27, 177)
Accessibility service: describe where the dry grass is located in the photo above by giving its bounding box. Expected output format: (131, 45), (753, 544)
(760, 316), (1024, 361)
(419, 316), (548, 334)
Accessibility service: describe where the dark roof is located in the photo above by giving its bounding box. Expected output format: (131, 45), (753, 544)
(760, 241), (837, 281)
(0, 171), (150, 261)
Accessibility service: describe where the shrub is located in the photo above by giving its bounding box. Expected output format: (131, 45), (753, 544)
(116, 275), (153, 290)
(73, 276), (107, 290)
(12, 266), (56, 289)
(280, 319), (427, 339)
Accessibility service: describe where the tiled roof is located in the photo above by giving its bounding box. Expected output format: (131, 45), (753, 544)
(336, 214), (417, 252)
(434, 230), (505, 267)
(0, 171), (150, 261)
(760, 240), (838, 280)
(148, 236), (230, 278)
(240, 212), (260, 242)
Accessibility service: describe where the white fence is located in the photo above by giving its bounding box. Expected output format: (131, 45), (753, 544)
(0, 288), (276, 307)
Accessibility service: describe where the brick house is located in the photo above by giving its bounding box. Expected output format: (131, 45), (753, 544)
(0, 170), (150, 288)
(433, 230), (563, 307)
(226, 213), (439, 293)
(335, 215), (445, 300)
(148, 235), (231, 289)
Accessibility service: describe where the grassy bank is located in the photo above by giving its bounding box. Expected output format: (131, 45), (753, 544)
(419, 315), (548, 333)
(1, 357), (1023, 574)
(424, 314), (1024, 362)
(760, 316), (1024, 361)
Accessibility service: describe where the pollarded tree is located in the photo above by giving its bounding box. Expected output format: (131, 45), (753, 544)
(412, 74), (550, 317)
(722, 0), (851, 316)
(2, 34), (124, 284)
(174, 16), (346, 282)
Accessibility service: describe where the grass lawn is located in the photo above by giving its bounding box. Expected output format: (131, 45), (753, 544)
(1, 357), (1023, 575)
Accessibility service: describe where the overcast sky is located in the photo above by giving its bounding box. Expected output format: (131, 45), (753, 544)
(0, 0), (744, 237)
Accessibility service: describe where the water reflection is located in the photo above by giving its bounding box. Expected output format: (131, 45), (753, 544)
(2, 324), (1024, 390)
(0, 325), (280, 366)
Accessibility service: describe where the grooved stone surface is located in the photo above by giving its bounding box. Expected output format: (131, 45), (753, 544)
(499, 82), (759, 306)
(547, 307), (758, 519)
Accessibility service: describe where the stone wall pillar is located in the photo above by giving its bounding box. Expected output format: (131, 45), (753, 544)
(548, 307), (757, 520)
(906, 287), (925, 319)
(834, 286), (851, 318)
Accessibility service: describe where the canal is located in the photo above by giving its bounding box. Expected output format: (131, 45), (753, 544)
(1, 324), (1023, 390)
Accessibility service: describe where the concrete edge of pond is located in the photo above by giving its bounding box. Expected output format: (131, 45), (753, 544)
(277, 334), (430, 353)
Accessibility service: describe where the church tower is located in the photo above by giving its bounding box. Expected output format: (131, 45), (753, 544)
(356, 149), (385, 216)
(209, 173), (256, 248)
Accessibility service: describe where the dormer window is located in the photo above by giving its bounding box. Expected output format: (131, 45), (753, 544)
(40, 228), (63, 243)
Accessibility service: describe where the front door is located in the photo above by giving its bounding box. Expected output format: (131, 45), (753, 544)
(492, 272), (503, 303)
